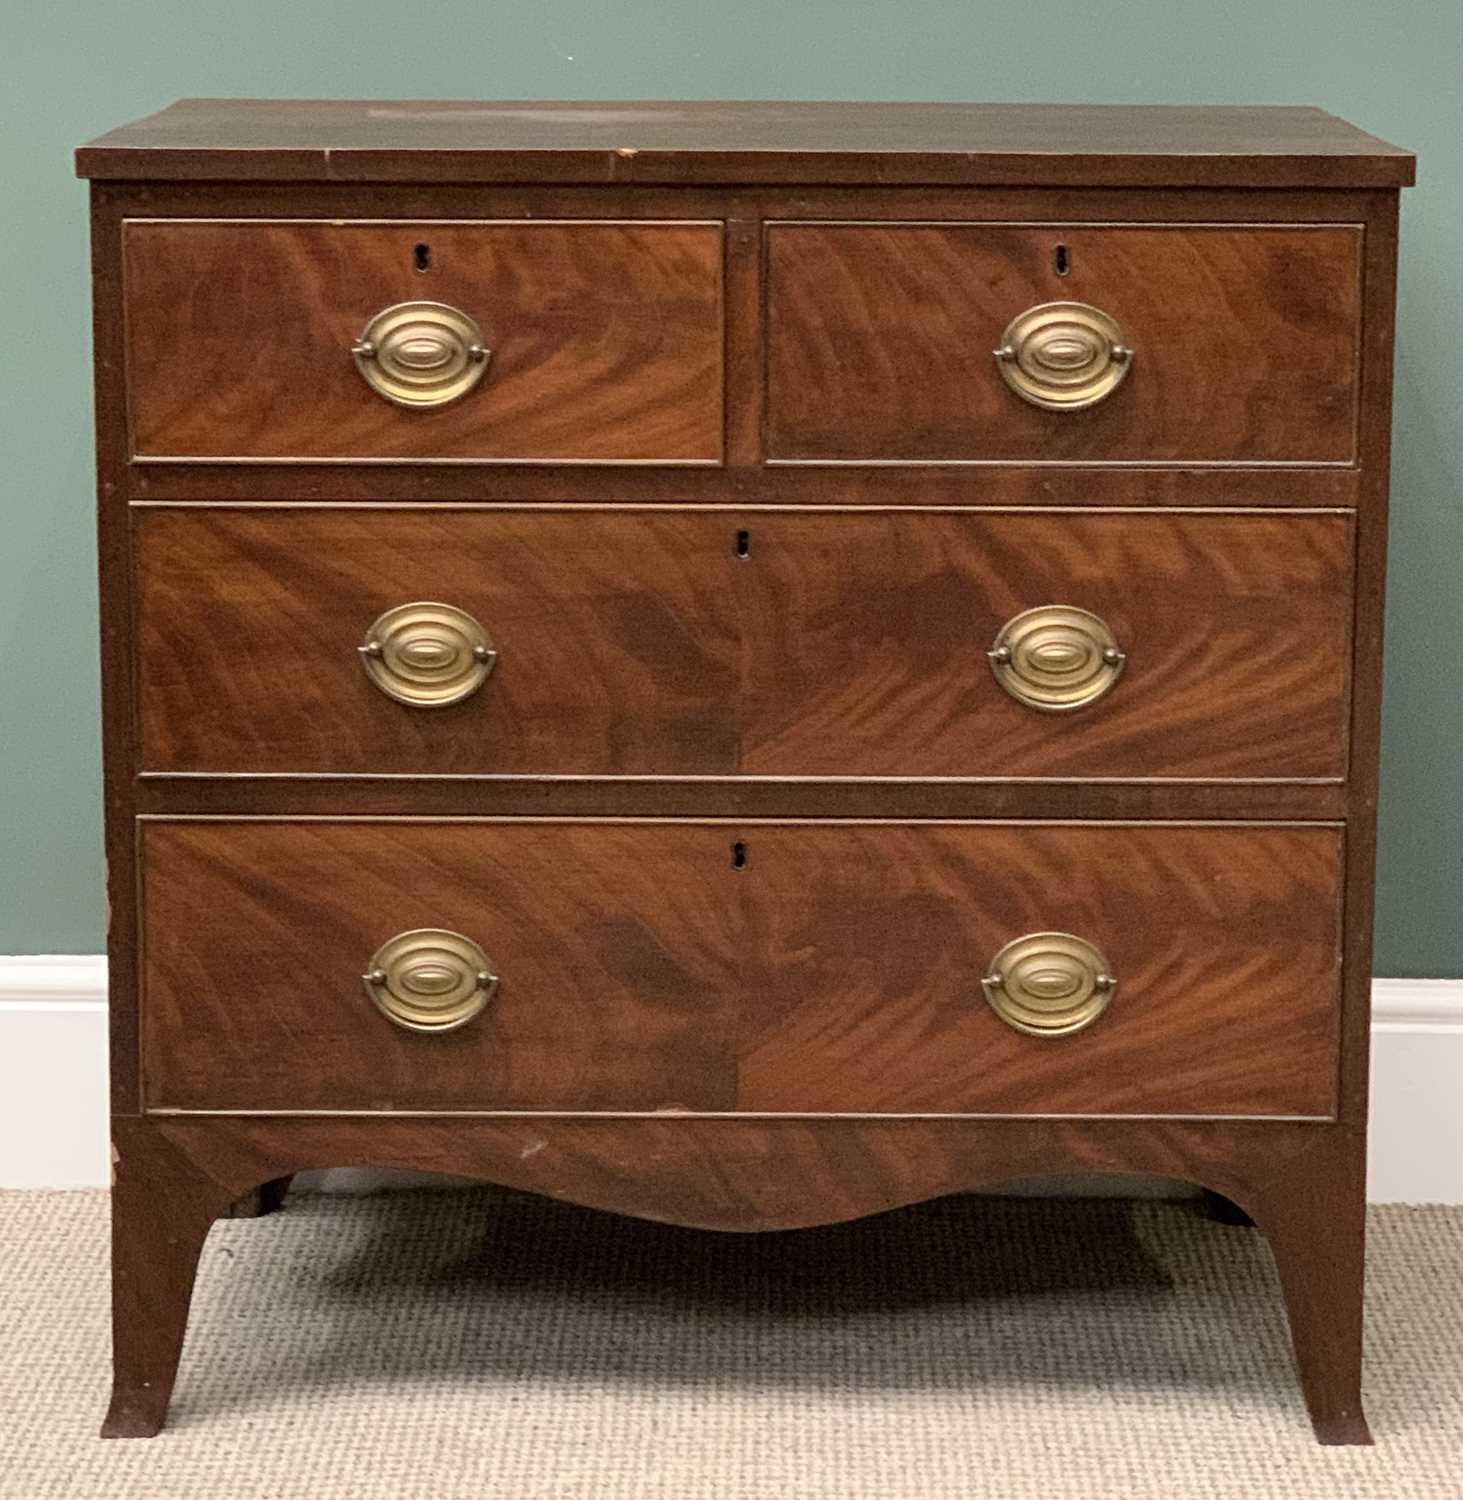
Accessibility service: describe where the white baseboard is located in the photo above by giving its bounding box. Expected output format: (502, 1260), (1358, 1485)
(2, 958), (1458, 1203)
(1365, 979), (1463, 1204)
(0, 957), (110, 1189)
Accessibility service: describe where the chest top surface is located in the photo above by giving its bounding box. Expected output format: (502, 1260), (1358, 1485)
(75, 98), (1414, 187)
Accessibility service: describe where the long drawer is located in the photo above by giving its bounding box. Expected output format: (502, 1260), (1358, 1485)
(140, 819), (1343, 1117)
(122, 219), (725, 462)
(134, 507), (1353, 780)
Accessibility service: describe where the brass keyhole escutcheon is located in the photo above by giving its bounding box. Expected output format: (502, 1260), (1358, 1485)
(994, 301), (1133, 411)
(358, 602), (496, 709)
(363, 929), (498, 1034)
(988, 605), (1126, 713)
(981, 933), (1116, 1037)
(351, 301), (490, 408)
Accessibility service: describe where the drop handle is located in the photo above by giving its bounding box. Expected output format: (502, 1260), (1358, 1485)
(1003, 340), (1134, 365)
(353, 335), (487, 364)
(987, 606), (1126, 713)
(987, 643), (1124, 667)
(358, 638), (493, 662)
(984, 968), (1114, 992)
(994, 301), (1134, 410)
(351, 300), (491, 408)
(363, 930), (499, 1034)
(981, 934), (1117, 1038)
(358, 603), (497, 708)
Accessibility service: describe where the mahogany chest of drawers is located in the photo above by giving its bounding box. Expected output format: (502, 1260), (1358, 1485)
(77, 99), (1413, 1442)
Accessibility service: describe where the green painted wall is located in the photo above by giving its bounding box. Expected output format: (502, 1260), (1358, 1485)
(2, 1), (1458, 972)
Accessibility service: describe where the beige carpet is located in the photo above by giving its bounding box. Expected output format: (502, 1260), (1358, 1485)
(0, 1189), (1458, 1500)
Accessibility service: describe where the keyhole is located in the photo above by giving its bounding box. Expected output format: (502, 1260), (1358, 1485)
(731, 841), (748, 870)
(413, 242), (431, 273)
(1054, 243), (1070, 276)
(735, 529), (750, 559)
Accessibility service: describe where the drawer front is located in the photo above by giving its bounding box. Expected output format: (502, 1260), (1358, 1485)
(766, 223), (1361, 463)
(137, 508), (1351, 781)
(135, 509), (739, 774)
(140, 821), (743, 1112)
(141, 820), (1341, 1118)
(738, 510), (1353, 780)
(741, 823), (1343, 1117)
(123, 219), (724, 462)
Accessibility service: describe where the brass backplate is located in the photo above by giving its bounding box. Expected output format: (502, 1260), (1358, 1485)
(359, 601), (496, 709)
(995, 301), (1133, 411)
(989, 604), (1125, 713)
(981, 932), (1115, 1038)
(352, 300), (490, 408)
(363, 929), (497, 1034)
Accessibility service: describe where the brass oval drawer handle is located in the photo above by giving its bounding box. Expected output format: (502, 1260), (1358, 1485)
(981, 932), (1115, 1037)
(363, 929), (498, 1033)
(994, 301), (1133, 411)
(359, 602), (496, 708)
(352, 300), (491, 408)
(988, 604), (1126, 713)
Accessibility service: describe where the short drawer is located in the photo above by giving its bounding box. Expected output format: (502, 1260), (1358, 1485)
(140, 819), (1341, 1118)
(737, 822), (1342, 1117)
(141, 820), (744, 1112)
(134, 508), (739, 775)
(135, 508), (1352, 781)
(766, 223), (1361, 463)
(122, 219), (724, 462)
(737, 509), (1353, 780)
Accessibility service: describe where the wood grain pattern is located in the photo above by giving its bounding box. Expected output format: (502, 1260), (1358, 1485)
(123, 219), (724, 461)
(140, 820), (743, 1112)
(766, 224), (1362, 463)
(140, 819), (1340, 1118)
(105, 181), (1383, 506)
(737, 510), (1353, 779)
(134, 509), (738, 774)
(135, 507), (1352, 780)
(77, 99), (1415, 188)
(739, 823), (1341, 1116)
(102, 1111), (1370, 1442)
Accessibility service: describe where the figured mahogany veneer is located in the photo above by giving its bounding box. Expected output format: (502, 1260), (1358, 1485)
(735, 822), (1343, 1117)
(139, 819), (1342, 1117)
(135, 506), (1351, 779)
(767, 224), (1362, 464)
(123, 219), (724, 462)
(142, 819), (744, 1113)
(734, 509), (1353, 779)
(79, 100), (1412, 1445)
(134, 508), (739, 774)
